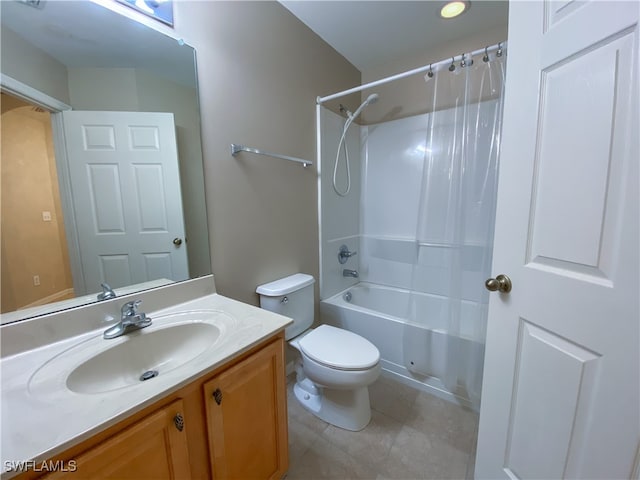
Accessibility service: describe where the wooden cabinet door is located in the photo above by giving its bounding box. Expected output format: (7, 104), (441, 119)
(203, 339), (288, 480)
(44, 399), (191, 479)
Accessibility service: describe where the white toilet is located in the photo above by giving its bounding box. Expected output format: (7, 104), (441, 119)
(257, 273), (381, 431)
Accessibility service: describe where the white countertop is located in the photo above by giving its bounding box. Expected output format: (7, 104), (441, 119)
(0, 291), (291, 477)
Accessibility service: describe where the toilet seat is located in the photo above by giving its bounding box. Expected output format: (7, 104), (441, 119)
(298, 325), (379, 371)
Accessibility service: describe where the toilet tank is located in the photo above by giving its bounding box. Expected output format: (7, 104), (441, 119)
(256, 273), (315, 340)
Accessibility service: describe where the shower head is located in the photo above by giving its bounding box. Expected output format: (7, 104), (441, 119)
(364, 93), (380, 105)
(350, 93), (380, 121)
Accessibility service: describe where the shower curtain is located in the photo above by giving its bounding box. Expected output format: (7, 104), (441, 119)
(403, 51), (506, 409)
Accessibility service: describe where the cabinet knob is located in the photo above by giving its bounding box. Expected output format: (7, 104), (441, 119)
(173, 413), (184, 431)
(213, 388), (222, 405)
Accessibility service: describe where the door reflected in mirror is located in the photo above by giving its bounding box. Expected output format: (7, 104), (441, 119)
(0, 0), (210, 324)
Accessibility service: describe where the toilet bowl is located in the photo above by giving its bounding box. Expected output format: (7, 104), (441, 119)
(256, 274), (380, 431)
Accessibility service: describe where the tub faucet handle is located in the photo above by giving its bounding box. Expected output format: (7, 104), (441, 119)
(338, 244), (358, 264)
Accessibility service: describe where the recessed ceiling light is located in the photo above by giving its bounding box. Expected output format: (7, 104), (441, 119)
(440, 1), (469, 19)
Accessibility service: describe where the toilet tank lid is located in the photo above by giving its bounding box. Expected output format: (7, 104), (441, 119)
(256, 273), (315, 296)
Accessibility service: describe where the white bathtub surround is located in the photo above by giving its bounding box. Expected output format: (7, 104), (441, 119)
(318, 107), (361, 300)
(0, 275), (291, 475)
(318, 51), (506, 410)
(321, 282), (483, 410)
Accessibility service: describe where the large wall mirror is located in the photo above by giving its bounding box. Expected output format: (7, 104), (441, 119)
(1, 0), (210, 324)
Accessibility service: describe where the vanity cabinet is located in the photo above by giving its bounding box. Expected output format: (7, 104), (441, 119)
(204, 339), (288, 480)
(43, 400), (191, 480)
(16, 334), (287, 480)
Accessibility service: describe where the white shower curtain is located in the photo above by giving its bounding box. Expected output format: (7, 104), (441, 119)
(403, 52), (506, 409)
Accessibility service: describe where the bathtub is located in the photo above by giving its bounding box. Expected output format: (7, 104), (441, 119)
(320, 282), (486, 410)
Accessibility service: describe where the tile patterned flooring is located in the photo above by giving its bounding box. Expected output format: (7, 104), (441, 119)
(286, 375), (479, 480)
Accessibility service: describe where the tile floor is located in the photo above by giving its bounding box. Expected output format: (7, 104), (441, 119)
(286, 374), (479, 480)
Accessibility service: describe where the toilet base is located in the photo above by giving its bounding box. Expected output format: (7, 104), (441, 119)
(293, 380), (372, 431)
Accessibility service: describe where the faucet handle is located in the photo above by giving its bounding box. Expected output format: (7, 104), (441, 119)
(97, 283), (116, 301)
(338, 244), (358, 264)
(121, 299), (142, 317)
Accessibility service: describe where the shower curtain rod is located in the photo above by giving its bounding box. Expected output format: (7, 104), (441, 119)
(316, 41), (505, 105)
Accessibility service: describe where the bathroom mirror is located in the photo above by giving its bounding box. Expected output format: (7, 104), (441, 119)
(0, 0), (210, 324)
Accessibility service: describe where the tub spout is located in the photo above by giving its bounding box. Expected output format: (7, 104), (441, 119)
(343, 269), (359, 278)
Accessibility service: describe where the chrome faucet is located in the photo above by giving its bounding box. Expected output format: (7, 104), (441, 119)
(103, 300), (152, 339)
(343, 269), (359, 278)
(97, 283), (116, 301)
(338, 244), (357, 264)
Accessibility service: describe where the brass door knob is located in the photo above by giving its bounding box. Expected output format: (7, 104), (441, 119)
(485, 274), (512, 293)
(173, 237), (183, 246)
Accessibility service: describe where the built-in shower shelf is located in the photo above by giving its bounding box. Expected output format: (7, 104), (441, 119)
(230, 143), (312, 167)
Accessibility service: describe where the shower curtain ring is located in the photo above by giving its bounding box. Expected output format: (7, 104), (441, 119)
(460, 53), (473, 68)
(424, 63), (434, 82)
(483, 46), (490, 62)
(448, 57), (456, 72)
(496, 42), (503, 57)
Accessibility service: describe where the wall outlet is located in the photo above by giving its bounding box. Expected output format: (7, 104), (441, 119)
(42, 211), (52, 222)
(33, 275), (40, 286)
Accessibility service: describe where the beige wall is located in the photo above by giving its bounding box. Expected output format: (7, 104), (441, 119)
(168, 1), (361, 306)
(1, 100), (74, 312)
(359, 25), (508, 124)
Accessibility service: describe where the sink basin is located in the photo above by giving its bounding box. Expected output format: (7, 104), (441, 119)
(28, 310), (236, 396)
(67, 322), (219, 394)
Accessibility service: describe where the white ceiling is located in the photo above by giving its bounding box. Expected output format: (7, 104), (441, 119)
(279, 1), (509, 71)
(0, 0), (196, 87)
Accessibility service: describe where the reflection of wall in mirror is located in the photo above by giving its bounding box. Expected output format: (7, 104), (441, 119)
(1, 96), (74, 312)
(1, 28), (210, 282)
(0, 27), (70, 104)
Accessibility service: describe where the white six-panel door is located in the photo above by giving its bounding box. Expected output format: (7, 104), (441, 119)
(62, 111), (189, 294)
(475, 1), (639, 478)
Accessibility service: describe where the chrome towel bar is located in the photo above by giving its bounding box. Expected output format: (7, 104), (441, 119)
(230, 143), (312, 167)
